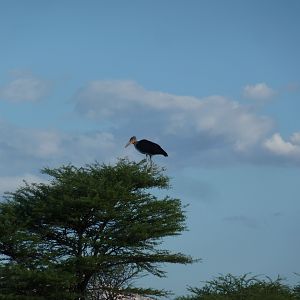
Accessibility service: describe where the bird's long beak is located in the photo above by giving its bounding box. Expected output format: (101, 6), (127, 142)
(125, 141), (131, 148)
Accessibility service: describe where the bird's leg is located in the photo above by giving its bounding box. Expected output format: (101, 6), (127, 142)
(145, 154), (152, 169)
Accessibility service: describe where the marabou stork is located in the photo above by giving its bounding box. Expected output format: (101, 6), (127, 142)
(125, 136), (168, 163)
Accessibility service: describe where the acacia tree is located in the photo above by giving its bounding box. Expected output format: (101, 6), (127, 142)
(87, 264), (144, 300)
(177, 274), (300, 300)
(0, 159), (193, 299)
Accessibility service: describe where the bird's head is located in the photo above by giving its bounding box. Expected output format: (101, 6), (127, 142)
(125, 136), (137, 148)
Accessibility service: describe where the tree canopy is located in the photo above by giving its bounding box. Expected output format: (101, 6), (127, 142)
(0, 159), (193, 299)
(176, 274), (300, 300)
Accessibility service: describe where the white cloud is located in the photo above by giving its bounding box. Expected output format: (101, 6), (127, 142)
(1, 78), (298, 170)
(0, 174), (46, 195)
(0, 73), (50, 102)
(243, 83), (275, 101)
(62, 131), (117, 162)
(0, 126), (62, 159)
(75, 80), (200, 119)
(264, 133), (300, 158)
(0, 120), (119, 176)
(290, 132), (300, 144)
(75, 80), (273, 157)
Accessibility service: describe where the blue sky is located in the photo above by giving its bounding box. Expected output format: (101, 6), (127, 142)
(1, 0), (300, 296)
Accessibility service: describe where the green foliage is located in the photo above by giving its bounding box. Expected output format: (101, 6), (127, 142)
(0, 159), (193, 299)
(177, 274), (300, 300)
(0, 264), (77, 300)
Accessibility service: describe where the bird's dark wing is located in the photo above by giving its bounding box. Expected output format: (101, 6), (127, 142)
(137, 139), (168, 156)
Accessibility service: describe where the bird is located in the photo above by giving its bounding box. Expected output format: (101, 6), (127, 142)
(125, 136), (168, 163)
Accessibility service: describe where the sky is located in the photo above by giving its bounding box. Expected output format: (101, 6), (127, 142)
(0, 0), (300, 296)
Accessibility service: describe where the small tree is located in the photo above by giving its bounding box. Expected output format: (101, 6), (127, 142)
(0, 159), (193, 299)
(177, 274), (299, 300)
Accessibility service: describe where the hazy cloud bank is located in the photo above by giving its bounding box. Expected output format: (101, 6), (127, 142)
(0, 72), (51, 102)
(1, 79), (299, 178)
(74, 80), (300, 166)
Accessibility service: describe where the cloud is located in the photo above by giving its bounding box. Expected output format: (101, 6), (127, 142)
(223, 215), (259, 229)
(74, 80), (273, 163)
(291, 132), (300, 144)
(1, 78), (297, 170)
(263, 132), (300, 159)
(0, 120), (119, 176)
(0, 174), (46, 195)
(243, 83), (276, 101)
(0, 123), (61, 160)
(75, 80), (200, 120)
(0, 73), (50, 102)
(61, 131), (117, 162)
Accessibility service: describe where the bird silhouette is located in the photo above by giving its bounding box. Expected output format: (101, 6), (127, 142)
(125, 136), (168, 164)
